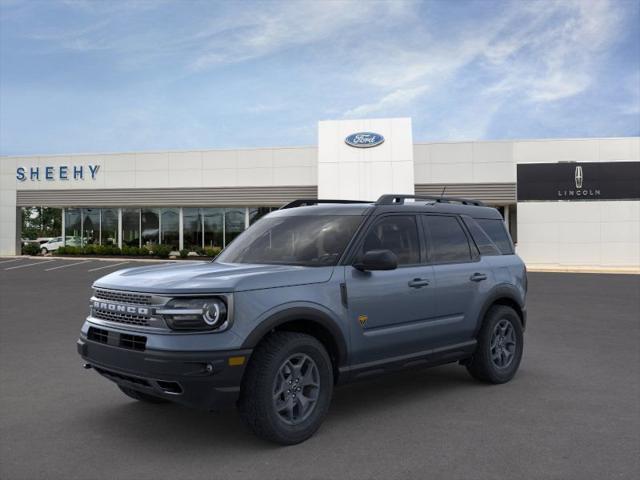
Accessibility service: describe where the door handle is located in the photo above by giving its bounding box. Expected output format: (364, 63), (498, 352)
(408, 278), (430, 288)
(470, 272), (488, 282)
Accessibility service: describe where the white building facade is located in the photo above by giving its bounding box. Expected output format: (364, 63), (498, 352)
(1, 118), (638, 270)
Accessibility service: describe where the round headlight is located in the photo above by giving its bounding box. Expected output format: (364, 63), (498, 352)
(203, 300), (226, 326)
(159, 297), (228, 331)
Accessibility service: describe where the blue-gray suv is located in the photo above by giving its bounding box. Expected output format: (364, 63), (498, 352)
(77, 194), (527, 444)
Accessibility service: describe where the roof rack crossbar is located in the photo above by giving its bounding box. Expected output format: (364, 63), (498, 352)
(280, 199), (372, 209)
(376, 194), (485, 206)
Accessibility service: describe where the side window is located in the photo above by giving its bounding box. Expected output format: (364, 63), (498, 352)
(360, 215), (420, 265)
(462, 216), (501, 256)
(423, 215), (472, 264)
(476, 218), (514, 255)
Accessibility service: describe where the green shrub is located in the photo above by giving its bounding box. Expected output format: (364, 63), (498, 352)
(22, 243), (41, 256)
(179, 249), (189, 259)
(154, 244), (171, 259)
(139, 246), (151, 256)
(204, 247), (222, 258)
(83, 244), (96, 255)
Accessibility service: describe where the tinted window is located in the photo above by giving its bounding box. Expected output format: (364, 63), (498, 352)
(462, 216), (501, 256)
(217, 215), (362, 266)
(361, 216), (420, 265)
(423, 215), (472, 263)
(476, 219), (514, 254)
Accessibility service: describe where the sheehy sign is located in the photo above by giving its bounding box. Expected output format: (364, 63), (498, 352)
(517, 162), (640, 201)
(16, 164), (100, 182)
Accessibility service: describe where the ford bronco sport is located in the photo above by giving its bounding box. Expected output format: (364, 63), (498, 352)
(77, 194), (527, 444)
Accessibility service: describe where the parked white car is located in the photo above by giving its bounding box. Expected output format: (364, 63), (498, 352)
(40, 236), (81, 254)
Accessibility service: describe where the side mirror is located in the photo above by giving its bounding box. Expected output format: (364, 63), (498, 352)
(353, 249), (398, 271)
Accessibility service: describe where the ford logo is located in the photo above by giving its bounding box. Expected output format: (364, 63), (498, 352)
(345, 132), (385, 148)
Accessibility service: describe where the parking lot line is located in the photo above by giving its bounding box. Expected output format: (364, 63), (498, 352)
(5, 260), (56, 270)
(87, 261), (129, 272)
(0, 258), (24, 265)
(44, 260), (92, 271)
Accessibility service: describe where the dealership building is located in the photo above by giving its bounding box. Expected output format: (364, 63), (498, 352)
(1, 118), (639, 270)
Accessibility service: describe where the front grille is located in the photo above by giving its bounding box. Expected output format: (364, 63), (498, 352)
(120, 333), (146, 351)
(93, 309), (150, 326)
(94, 289), (152, 305)
(94, 366), (150, 387)
(88, 327), (109, 344)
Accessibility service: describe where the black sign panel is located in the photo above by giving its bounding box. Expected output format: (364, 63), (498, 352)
(517, 161), (640, 201)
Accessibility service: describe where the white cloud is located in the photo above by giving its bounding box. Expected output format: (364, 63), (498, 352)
(344, 85), (429, 118)
(342, 0), (626, 135)
(189, 1), (413, 71)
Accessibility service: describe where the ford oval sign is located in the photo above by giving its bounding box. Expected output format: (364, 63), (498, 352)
(345, 132), (385, 148)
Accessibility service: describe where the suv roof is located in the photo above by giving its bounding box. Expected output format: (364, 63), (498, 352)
(276, 194), (503, 220)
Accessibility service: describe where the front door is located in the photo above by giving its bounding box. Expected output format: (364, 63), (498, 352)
(345, 214), (437, 364)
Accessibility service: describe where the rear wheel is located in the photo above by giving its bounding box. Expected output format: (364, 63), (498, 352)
(239, 332), (333, 445)
(118, 385), (168, 404)
(40, 248), (48, 255)
(466, 305), (523, 384)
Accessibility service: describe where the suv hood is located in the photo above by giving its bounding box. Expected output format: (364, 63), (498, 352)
(93, 261), (335, 294)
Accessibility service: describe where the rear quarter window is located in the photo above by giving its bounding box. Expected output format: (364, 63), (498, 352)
(475, 218), (514, 255)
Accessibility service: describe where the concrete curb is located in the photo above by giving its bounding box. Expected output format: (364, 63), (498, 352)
(526, 265), (640, 275)
(0, 255), (207, 263)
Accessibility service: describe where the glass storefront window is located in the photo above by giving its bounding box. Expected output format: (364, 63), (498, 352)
(249, 207), (273, 225)
(203, 208), (224, 249)
(101, 208), (118, 246)
(160, 208), (179, 250)
(122, 208), (140, 247)
(82, 208), (100, 245)
(225, 208), (245, 246)
(64, 208), (82, 246)
(183, 208), (202, 250)
(141, 208), (159, 247)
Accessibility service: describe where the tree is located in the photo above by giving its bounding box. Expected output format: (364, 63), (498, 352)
(21, 207), (62, 239)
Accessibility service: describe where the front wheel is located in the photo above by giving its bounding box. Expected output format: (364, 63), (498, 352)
(40, 248), (48, 255)
(239, 332), (334, 445)
(466, 305), (523, 384)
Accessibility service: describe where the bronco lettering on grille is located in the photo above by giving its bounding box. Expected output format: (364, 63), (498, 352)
(93, 300), (149, 316)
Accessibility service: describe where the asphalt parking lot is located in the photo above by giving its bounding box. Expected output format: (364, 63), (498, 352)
(0, 258), (638, 480)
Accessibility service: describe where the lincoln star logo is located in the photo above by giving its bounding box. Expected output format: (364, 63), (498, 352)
(558, 164), (600, 199)
(575, 166), (583, 189)
(93, 300), (149, 316)
(345, 132), (385, 148)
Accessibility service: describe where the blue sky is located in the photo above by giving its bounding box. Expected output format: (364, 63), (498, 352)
(1, 0), (639, 155)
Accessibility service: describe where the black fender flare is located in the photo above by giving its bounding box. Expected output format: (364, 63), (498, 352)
(474, 284), (526, 335)
(241, 306), (349, 366)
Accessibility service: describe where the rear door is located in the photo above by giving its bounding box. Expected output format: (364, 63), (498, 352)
(422, 214), (492, 346)
(345, 214), (437, 364)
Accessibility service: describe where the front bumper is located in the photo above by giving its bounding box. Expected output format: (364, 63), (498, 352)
(77, 335), (252, 411)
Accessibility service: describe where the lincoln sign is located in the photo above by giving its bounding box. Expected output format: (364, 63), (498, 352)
(516, 161), (640, 201)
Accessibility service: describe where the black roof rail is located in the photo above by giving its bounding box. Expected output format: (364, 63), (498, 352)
(280, 199), (372, 209)
(376, 194), (485, 206)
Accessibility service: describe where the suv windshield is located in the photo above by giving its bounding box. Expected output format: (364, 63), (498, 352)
(216, 215), (363, 266)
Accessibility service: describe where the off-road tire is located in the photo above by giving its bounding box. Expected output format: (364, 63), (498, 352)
(466, 305), (523, 384)
(118, 385), (168, 404)
(238, 331), (334, 445)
